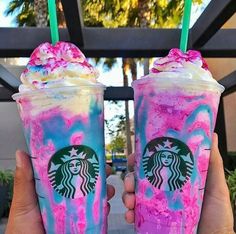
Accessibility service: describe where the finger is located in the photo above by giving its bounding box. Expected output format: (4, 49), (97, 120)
(122, 192), (135, 210)
(125, 210), (135, 224)
(107, 184), (115, 201)
(124, 172), (135, 193)
(206, 133), (229, 198)
(209, 133), (222, 165)
(106, 164), (112, 178)
(128, 153), (135, 168)
(10, 150), (38, 215)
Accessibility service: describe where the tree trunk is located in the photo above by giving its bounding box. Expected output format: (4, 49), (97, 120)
(125, 101), (132, 155)
(138, 0), (150, 76)
(138, 0), (150, 27)
(34, 0), (48, 27)
(129, 58), (137, 82)
(122, 58), (132, 155)
(143, 58), (149, 75)
(57, 0), (66, 27)
(34, 0), (65, 28)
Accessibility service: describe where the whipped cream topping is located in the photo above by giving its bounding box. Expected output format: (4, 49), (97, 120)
(149, 48), (216, 82)
(19, 42), (99, 92)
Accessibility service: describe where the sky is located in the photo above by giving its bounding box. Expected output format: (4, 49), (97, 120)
(0, 0), (15, 27)
(0, 0), (211, 144)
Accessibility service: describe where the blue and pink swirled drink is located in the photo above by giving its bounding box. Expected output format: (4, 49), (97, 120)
(13, 42), (107, 233)
(132, 49), (224, 234)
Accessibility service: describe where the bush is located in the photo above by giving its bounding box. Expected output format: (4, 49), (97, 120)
(115, 154), (126, 159)
(226, 168), (236, 232)
(228, 152), (236, 169)
(229, 152), (236, 157)
(0, 170), (14, 218)
(106, 154), (126, 161)
(226, 169), (236, 208)
(106, 154), (112, 161)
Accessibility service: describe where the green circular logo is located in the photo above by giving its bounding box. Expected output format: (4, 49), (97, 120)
(48, 145), (99, 199)
(143, 137), (194, 191)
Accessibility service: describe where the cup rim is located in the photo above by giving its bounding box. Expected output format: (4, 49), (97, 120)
(12, 84), (106, 100)
(131, 76), (225, 93)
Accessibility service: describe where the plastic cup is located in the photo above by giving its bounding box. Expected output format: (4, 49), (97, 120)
(13, 85), (107, 234)
(132, 77), (224, 234)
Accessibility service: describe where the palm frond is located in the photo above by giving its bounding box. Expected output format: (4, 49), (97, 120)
(103, 58), (117, 70)
(5, 0), (35, 26)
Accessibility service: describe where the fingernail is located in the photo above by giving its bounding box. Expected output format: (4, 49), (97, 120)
(16, 150), (22, 168)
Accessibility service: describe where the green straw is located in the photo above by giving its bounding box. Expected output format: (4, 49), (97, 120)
(48, 0), (59, 45)
(180, 0), (192, 52)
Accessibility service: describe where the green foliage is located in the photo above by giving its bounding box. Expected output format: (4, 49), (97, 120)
(82, 0), (203, 28)
(110, 135), (126, 152)
(5, 0), (65, 27)
(114, 154), (126, 159)
(92, 58), (117, 71)
(0, 170), (14, 186)
(106, 154), (112, 160)
(106, 153), (126, 160)
(105, 101), (126, 137)
(5, 0), (203, 28)
(0, 170), (14, 214)
(5, 0), (35, 26)
(226, 169), (236, 208)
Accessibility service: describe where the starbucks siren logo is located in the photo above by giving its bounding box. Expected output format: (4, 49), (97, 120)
(143, 137), (194, 191)
(48, 145), (99, 199)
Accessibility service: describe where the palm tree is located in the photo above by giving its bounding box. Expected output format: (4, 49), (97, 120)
(5, 0), (35, 26)
(82, 0), (202, 28)
(5, 0), (65, 27)
(122, 58), (133, 155)
(34, 0), (48, 27)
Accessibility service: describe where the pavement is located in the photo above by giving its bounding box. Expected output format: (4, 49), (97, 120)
(0, 172), (134, 234)
(107, 173), (135, 233)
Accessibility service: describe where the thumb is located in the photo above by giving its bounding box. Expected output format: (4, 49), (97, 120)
(205, 133), (229, 199)
(10, 150), (38, 216)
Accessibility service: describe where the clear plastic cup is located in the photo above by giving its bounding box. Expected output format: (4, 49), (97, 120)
(132, 77), (224, 234)
(13, 85), (107, 234)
